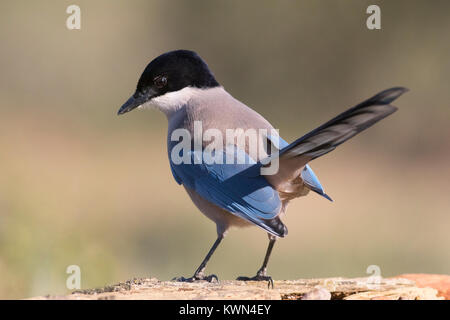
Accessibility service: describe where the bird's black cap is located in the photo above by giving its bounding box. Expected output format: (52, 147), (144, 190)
(118, 50), (219, 115)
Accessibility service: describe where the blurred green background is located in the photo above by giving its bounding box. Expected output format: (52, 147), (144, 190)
(0, 0), (449, 299)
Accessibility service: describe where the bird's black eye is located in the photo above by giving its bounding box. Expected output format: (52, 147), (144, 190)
(154, 76), (167, 89)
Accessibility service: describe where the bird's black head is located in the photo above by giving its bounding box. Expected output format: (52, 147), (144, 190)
(118, 50), (220, 115)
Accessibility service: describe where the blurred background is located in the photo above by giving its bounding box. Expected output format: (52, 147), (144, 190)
(0, 0), (449, 299)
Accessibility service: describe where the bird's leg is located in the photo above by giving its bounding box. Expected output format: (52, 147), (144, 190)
(236, 235), (276, 288)
(173, 234), (223, 283)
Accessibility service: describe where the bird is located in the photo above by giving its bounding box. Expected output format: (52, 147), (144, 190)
(117, 49), (407, 286)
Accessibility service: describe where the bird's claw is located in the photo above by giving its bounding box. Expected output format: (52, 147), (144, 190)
(172, 273), (219, 283)
(236, 275), (274, 289)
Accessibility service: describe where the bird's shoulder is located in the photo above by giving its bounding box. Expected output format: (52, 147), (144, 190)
(184, 87), (275, 132)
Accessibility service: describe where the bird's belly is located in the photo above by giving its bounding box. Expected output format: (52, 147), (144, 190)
(183, 186), (252, 234)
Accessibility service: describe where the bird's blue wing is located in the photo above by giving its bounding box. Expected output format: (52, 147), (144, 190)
(301, 164), (332, 201)
(170, 145), (282, 236)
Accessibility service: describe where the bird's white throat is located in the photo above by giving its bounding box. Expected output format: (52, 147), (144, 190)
(138, 86), (225, 117)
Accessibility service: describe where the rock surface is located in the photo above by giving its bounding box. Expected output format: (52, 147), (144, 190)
(32, 275), (447, 300)
(393, 274), (450, 300)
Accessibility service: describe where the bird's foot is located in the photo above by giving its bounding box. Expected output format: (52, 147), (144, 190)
(172, 272), (219, 283)
(236, 271), (274, 289)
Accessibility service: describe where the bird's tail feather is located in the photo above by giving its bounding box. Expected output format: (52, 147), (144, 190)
(278, 87), (408, 164)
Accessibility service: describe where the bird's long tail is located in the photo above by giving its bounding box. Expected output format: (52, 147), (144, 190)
(279, 87), (408, 162)
(266, 87), (408, 201)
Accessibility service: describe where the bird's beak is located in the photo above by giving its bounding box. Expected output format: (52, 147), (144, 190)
(117, 95), (146, 115)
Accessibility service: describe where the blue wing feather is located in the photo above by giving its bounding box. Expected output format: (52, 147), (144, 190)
(170, 134), (330, 237)
(301, 164), (332, 201)
(170, 145), (282, 236)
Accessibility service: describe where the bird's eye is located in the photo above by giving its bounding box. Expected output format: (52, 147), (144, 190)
(154, 76), (167, 88)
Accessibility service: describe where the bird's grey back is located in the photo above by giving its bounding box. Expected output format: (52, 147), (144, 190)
(166, 87), (276, 161)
